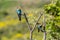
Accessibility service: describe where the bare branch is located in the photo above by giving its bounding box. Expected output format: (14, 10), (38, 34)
(43, 14), (46, 40)
(24, 13), (31, 31)
(32, 12), (43, 32)
(43, 14), (46, 30)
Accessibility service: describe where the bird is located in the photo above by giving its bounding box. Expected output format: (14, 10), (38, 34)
(38, 25), (42, 32)
(16, 8), (22, 21)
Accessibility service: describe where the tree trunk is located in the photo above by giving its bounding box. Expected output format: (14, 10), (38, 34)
(30, 31), (33, 40)
(43, 31), (46, 40)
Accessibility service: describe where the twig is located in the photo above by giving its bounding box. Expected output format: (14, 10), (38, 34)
(43, 13), (46, 40)
(24, 13), (31, 31)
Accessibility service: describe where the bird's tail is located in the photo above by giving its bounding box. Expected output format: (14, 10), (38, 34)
(38, 28), (40, 32)
(18, 14), (21, 21)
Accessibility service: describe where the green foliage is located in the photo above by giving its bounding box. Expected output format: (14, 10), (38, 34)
(44, 3), (60, 16)
(44, 0), (60, 40)
(56, 0), (60, 7)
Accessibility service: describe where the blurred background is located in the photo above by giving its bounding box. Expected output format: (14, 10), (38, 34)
(0, 0), (60, 40)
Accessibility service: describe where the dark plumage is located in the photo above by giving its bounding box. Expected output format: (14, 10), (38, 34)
(37, 24), (44, 32)
(16, 9), (22, 21)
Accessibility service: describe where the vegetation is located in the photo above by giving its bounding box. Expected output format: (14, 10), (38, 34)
(0, 0), (60, 40)
(44, 0), (60, 40)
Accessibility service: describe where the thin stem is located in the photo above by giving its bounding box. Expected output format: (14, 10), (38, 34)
(24, 13), (31, 31)
(43, 13), (46, 40)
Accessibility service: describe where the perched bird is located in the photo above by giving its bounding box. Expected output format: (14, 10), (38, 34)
(16, 8), (22, 21)
(38, 25), (43, 32)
